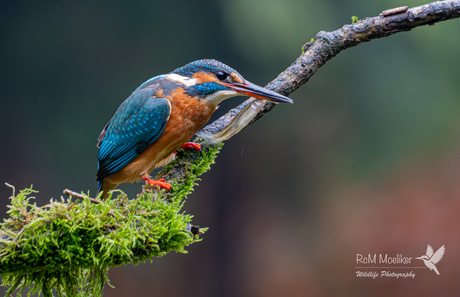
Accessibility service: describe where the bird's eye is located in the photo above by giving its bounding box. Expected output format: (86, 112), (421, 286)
(216, 71), (228, 81)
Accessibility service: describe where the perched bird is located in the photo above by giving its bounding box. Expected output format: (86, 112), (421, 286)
(96, 59), (293, 198)
(416, 244), (445, 275)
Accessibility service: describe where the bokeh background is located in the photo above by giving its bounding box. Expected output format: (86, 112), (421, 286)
(1, 0), (460, 296)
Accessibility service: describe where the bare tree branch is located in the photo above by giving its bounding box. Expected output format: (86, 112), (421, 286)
(200, 0), (460, 138)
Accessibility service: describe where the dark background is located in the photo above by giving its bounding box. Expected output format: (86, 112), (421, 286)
(1, 0), (460, 296)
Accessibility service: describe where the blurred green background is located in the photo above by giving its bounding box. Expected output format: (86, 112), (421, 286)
(1, 0), (460, 296)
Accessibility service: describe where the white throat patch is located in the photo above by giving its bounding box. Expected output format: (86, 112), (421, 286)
(204, 90), (240, 106)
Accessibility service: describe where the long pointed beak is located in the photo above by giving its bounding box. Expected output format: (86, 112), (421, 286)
(223, 81), (293, 104)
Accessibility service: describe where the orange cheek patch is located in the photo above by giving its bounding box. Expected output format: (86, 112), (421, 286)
(167, 87), (191, 102)
(192, 71), (218, 84)
(230, 72), (244, 83)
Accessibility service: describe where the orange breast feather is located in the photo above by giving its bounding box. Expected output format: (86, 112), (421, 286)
(105, 88), (215, 186)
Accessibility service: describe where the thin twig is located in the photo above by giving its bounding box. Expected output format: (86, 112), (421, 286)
(63, 189), (100, 204)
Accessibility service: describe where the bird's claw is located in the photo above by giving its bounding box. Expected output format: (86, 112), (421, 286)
(142, 176), (172, 190)
(181, 142), (202, 151)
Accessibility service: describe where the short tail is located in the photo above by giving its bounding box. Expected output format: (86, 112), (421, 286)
(97, 180), (103, 196)
(97, 179), (117, 199)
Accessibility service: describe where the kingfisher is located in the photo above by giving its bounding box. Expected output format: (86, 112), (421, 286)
(96, 59), (293, 198)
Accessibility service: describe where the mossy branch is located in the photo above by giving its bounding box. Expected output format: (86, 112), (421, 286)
(0, 144), (220, 296)
(1, 1), (459, 296)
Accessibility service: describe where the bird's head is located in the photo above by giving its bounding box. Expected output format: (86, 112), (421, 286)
(168, 59), (293, 106)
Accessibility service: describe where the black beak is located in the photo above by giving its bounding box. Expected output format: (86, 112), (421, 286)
(223, 81), (293, 104)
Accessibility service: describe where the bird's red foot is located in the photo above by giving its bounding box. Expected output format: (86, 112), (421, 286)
(181, 142), (201, 150)
(141, 176), (172, 190)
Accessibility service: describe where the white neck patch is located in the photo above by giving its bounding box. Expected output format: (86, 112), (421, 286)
(166, 73), (197, 87)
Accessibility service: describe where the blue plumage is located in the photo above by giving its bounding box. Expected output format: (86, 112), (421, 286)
(185, 82), (231, 98)
(172, 59), (241, 78)
(97, 87), (170, 182)
(96, 59), (293, 197)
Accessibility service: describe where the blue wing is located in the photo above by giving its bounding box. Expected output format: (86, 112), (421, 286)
(97, 88), (171, 182)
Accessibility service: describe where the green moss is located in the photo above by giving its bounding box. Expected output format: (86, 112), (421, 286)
(0, 141), (221, 296)
(351, 16), (360, 24)
(302, 38), (316, 54)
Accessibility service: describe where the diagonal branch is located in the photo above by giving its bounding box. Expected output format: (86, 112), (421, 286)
(200, 0), (460, 139)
